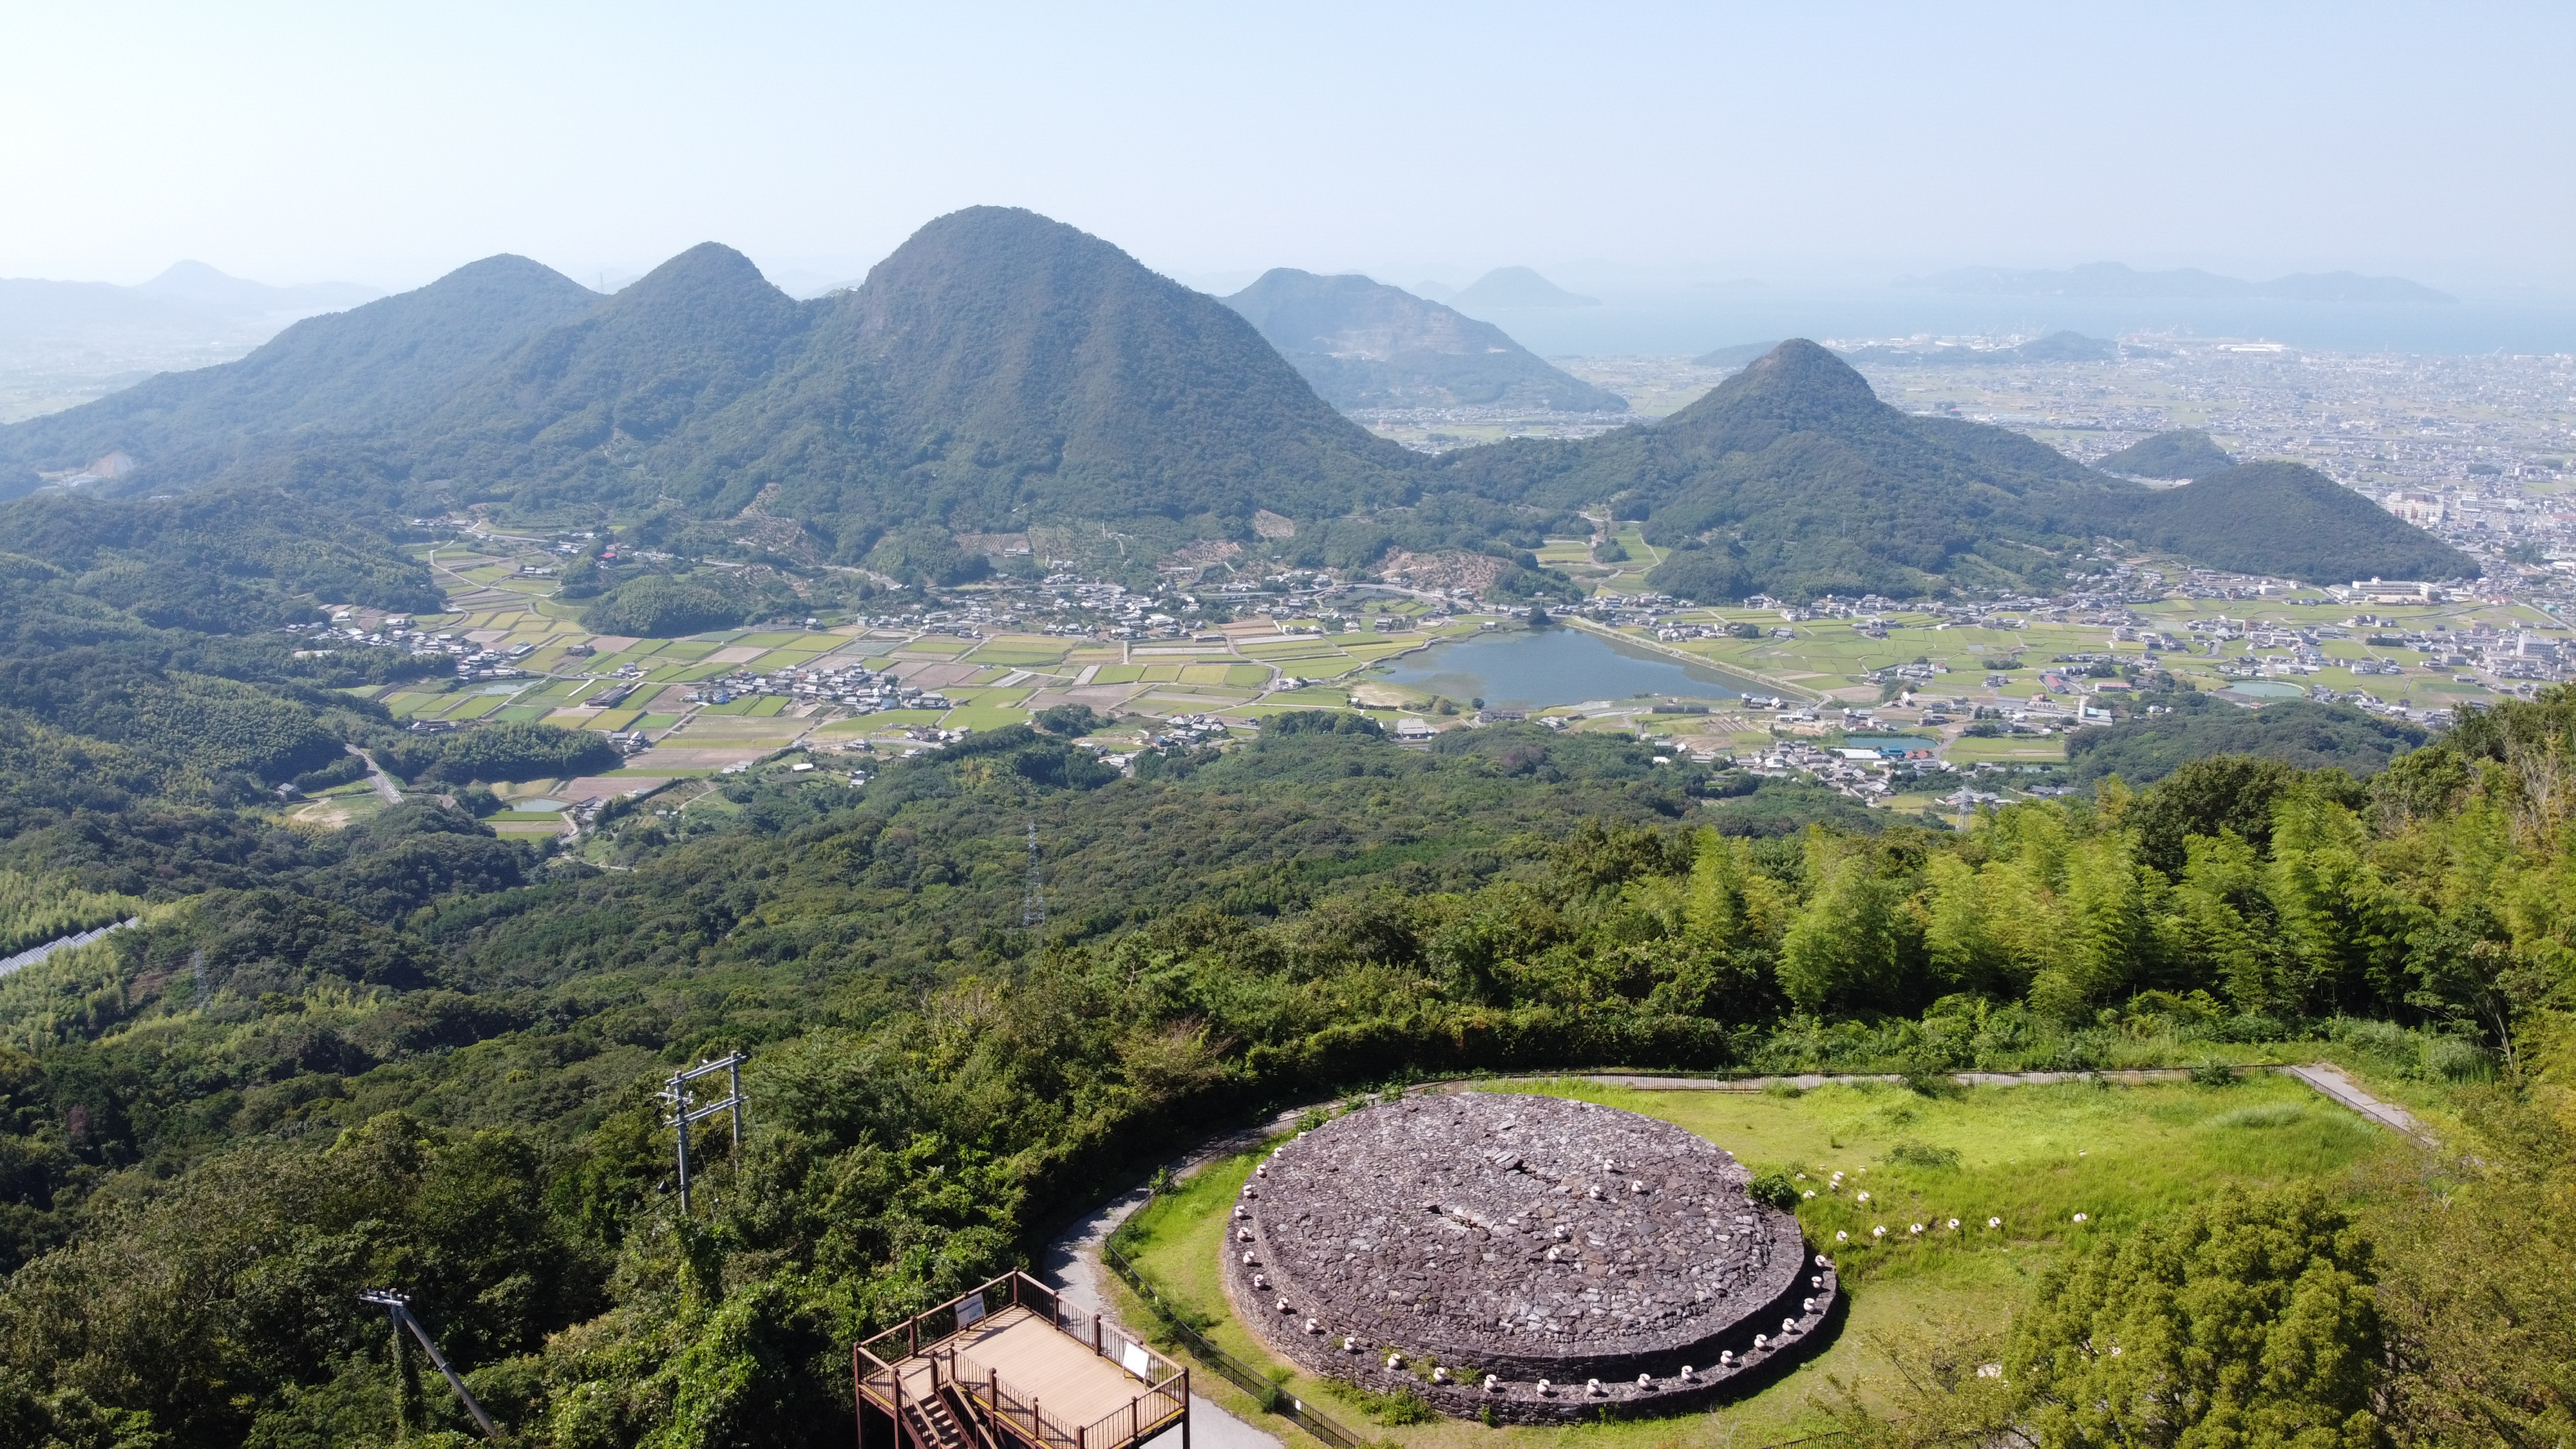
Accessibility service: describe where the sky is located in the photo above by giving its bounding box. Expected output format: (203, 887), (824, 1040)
(4, 1), (2572, 299)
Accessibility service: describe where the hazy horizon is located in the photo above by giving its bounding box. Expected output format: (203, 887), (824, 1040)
(5, 3), (2571, 301)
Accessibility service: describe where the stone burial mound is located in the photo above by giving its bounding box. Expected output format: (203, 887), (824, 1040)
(1223, 1093), (1837, 1423)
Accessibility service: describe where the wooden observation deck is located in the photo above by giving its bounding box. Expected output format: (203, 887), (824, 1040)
(855, 1272), (1189, 1449)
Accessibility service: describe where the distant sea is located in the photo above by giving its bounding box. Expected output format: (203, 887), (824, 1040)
(1457, 292), (2576, 357)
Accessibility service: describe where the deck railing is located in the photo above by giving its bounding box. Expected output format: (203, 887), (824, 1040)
(1100, 1236), (1365, 1449)
(856, 1269), (1187, 1449)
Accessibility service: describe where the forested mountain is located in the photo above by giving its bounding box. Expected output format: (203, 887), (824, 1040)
(1444, 339), (2133, 598)
(0, 211), (1421, 547)
(755, 208), (1417, 534)
(0, 256), (601, 494)
(0, 218), (2471, 598)
(2099, 428), (2235, 479)
(2094, 460), (2479, 582)
(1222, 269), (1626, 412)
(1438, 341), (2471, 599)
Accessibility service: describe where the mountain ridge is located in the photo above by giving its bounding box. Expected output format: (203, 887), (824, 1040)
(1222, 269), (1625, 413)
(0, 216), (2472, 600)
(1442, 339), (2130, 598)
(0, 256), (602, 493)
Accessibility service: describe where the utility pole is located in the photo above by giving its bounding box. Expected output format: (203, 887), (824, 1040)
(659, 1053), (748, 1213)
(360, 1290), (498, 1440)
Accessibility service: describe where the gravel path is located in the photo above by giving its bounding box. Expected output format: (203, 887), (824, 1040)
(1040, 1112), (1307, 1449)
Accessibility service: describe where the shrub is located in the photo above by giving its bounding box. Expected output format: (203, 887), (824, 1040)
(1885, 1140), (1962, 1170)
(1748, 1170), (1801, 1209)
(2008, 1185), (2383, 1449)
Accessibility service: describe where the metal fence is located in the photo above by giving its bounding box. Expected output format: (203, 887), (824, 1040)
(1099, 1238), (1365, 1449)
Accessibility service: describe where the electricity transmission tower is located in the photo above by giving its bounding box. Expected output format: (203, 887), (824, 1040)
(359, 1289), (498, 1439)
(658, 1052), (747, 1213)
(1021, 815), (1046, 929)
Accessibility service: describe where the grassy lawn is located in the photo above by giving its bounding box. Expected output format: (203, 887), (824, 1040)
(1106, 1075), (2399, 1449)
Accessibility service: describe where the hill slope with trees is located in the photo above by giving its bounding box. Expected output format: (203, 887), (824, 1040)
(1444, 339), (2134, 599)
(1222, 269), (1625, 412)
(0, 256), (601, 496)
(0, 685), (2571, 1447)
(0, 211), (1423, 547)
(2090, 460), (2479, 582)
(0, 225), (2474, 600)
(2099, 428), (2235, 479)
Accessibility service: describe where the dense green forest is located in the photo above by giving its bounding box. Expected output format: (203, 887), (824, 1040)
(2092, 460), (2479, 583)
(2066, 694), (2428, 784)
(2098, 428), (2235, 479)
(1450, 341), (2126, 600)
(0, 670), (2572, 1445)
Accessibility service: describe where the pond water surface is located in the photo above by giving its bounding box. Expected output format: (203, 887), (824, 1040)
(1376, 625), (1767, 711)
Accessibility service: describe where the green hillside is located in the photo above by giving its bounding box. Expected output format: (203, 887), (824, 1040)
(2090, 459), (2478, 581)
(0, 223), (2476, 598)
(2067, 695), (2427, 785)
(2100, 428), (2235, 478)
(0, 256), (599, 496)
(0, 211), (1422, 550)
(1443, 339), (2134, 599)
(1223, 269), (1625, 412)
(749, 207), (1421, 539)
(412, 242), (815, 515)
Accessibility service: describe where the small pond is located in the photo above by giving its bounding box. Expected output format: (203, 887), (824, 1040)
(1374, 625), (1768, 711)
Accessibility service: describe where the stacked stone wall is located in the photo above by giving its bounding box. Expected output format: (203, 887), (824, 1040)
(1224, 1094), (1838, 1423)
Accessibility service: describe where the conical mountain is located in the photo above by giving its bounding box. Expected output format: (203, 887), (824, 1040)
(1441, 339), (2125, 599)
(806, 207), (1416, 526)
(1222, 269), (1624, 413)
(2099, 428), (2233, 480)
(2097, 460), (2476, 582)
(0, 255), (598, 495)
(634, 207), (1421, 542)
